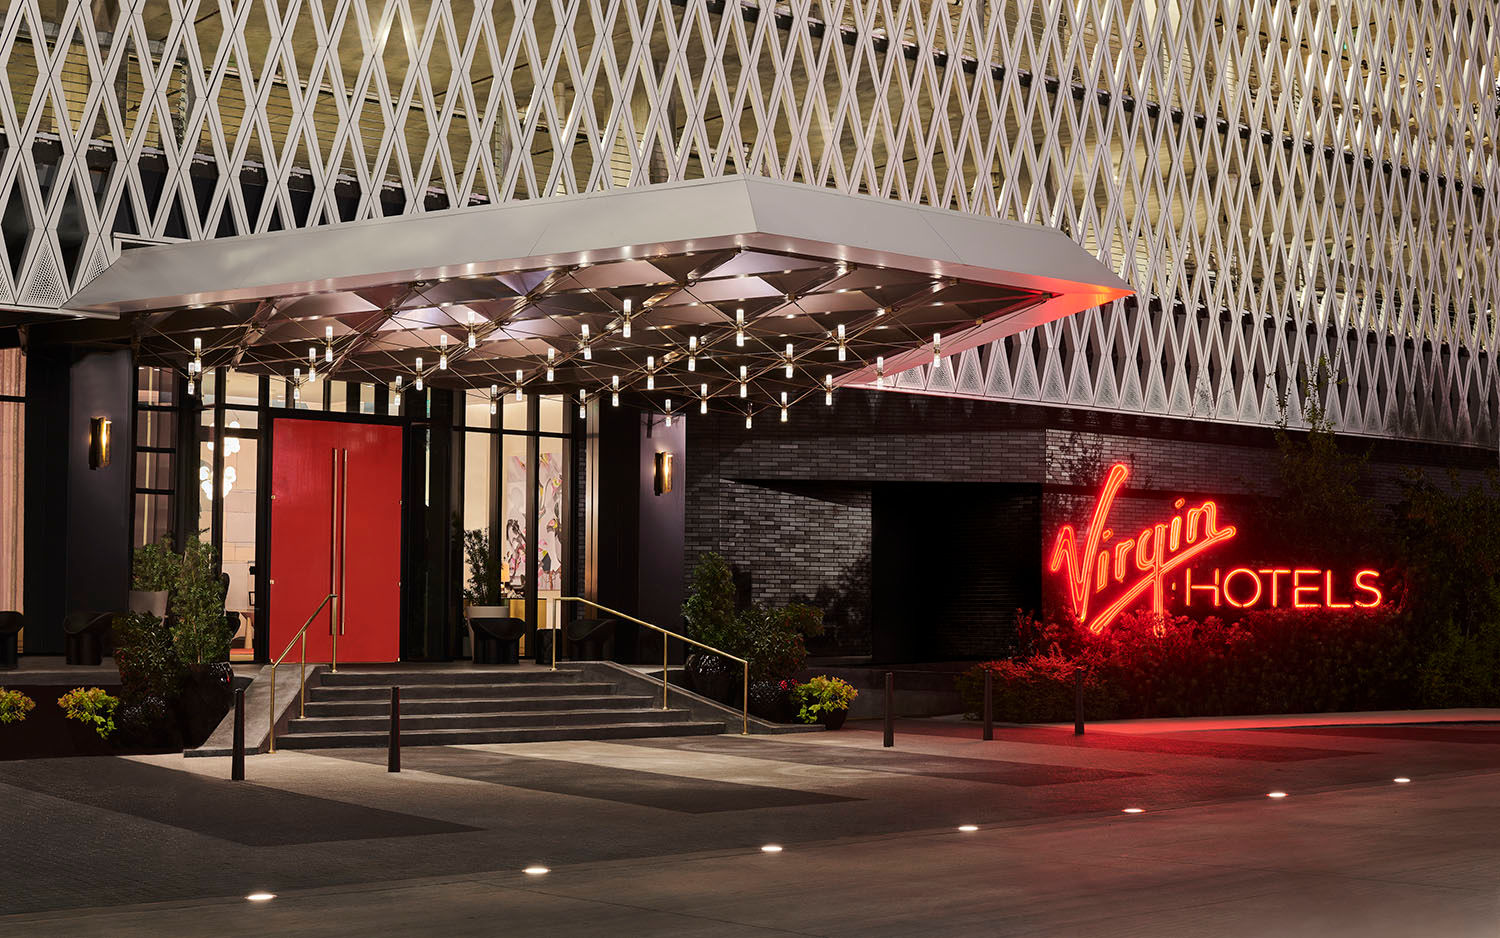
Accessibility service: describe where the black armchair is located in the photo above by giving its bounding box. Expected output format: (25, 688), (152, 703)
(0, 611), (22, 669)
(469, 615), (527, 665)
(565, 618), (618, 661)
(63, 612), (114, 666)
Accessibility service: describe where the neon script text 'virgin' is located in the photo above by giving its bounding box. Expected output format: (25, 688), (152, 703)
(1049, 463), (1237, 633)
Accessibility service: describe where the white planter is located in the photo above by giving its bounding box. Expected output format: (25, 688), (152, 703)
(128, 590), (169, 618)
(466, 605), (510, 621)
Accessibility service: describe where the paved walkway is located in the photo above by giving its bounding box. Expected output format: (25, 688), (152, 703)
(4, 716), (1500, 936)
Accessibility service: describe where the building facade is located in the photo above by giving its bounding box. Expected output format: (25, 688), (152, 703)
(1, 2), (1496, 662)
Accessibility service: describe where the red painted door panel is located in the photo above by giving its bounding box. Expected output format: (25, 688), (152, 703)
(269, 418), (402, 663)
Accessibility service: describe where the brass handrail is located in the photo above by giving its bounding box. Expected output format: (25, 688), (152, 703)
(553, 596), (748, 735)
(267, 593), (337, 754)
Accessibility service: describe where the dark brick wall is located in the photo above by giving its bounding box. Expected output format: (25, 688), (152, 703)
(680, 390), (1496, 662)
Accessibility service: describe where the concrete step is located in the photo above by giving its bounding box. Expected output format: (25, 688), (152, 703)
(303, 695), (655, 717)
(310, 682), (617, 701)
(319, 669), (582, 687)
(287, 708), (695, 734)
(276, 720), (725, 749)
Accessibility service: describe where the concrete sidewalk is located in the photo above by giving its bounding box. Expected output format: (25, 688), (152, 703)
(6, 716), (1500, 935)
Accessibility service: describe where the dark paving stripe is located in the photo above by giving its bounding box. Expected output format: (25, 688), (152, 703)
(0, 758), (477, 846)
(620, 736), (1145, 786)
(327, 746), (857, 812)
(1255, 724), (1500, 745)
(855, 719), (1363, 762)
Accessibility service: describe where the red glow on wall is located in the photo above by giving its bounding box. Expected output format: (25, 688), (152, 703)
(1049, 462), (1383, 633)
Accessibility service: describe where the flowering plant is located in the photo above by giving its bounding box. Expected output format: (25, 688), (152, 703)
(57, 687), (119, 739)
(792, 675), (857, 724)
(0, 687), (34, 724)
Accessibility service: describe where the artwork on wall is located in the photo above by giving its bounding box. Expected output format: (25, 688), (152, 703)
(503, 448), (564, 591)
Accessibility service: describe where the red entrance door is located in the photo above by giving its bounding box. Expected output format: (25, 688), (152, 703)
(269, 418), (402, 663)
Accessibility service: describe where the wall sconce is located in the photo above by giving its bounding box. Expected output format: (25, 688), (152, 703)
(88, 416), (111, 470)
(653, 451), (674, 496)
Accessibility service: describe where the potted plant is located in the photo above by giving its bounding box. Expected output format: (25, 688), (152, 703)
(0, 687), (34, 725)
(57, 686), (118, 740)
(171, 537), (233, 746)
(793, 675), (858, 729)
(113, 610), (186, 749)
(463, 530), (525, 663)
(130, 537), (179, 618)
(681, 553), (743, 702)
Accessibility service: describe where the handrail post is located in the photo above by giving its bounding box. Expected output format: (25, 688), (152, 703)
(982, 669), (993, 741)
(388, 686), (400, 773)
(551, 598), (557, 671)
(883, 672), (895, 748)
(662, 633), (669, 710)
(231, 688), (245, 781)
(267, 666), (277, 753)
(1074, 666), (1085, 736)
(298, 633), (307, 719)
(331, 613), (339, 673)
(742, 661), (749, 735)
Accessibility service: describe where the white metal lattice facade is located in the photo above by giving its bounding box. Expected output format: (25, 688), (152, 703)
(2, 1), (1497, 444)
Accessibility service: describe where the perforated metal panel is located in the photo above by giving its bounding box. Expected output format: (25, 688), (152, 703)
(2, 1), (1496, 444)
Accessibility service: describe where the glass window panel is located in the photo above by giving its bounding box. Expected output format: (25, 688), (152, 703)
(0, 347), (24, 397)
(500, 435), (527, 588)
(198, 369), (217, 406)
(197, 438), (213, 538)
(503, 395), (528, 431)
(221, 434), (258, 660)
(135, 409), (176, 448)
(225, 407), (258, 431)
(225, 369), (259, 407)
(135, 450), (173, 490)
(0, 400), (22, 619)
(295, 377), (324, 410)
(463, 431), (494, 596)
(360, 384), (376, 414)
(271, 379), (288, 408)
(387, 389), (402, 416)
(537, 437), (564, 595)
(134, 492), (171, 547)
(327, 381), (348, 412)
(465, 389), (493, 428)
(137, 367), (175, 405)
(539, 395), (565, 433)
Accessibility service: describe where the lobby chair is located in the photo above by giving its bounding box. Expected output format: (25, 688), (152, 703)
(63, 612), (114, 666)
(565, 618), (617, 661)
(470, 616), (527, 665)
(0, 612), (21, 669)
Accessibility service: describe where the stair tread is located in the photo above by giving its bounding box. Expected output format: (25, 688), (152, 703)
(291, 708), (694, 724)
(276, 721), (725, 748)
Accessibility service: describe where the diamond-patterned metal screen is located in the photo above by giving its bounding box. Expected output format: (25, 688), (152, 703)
(2, 1), (1497, 444)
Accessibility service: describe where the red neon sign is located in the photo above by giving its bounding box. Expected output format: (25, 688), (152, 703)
(1049, 463), (1382, 633)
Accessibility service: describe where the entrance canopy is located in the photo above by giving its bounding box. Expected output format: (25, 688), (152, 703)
(65, 178), (1129, 416)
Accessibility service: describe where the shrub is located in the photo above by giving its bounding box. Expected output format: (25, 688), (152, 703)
(172, 537), (230, 666)
(132, 537), (181, 592)
(113, 610), (186, 746)
(58, 687), (119, 739)
(682, 552), (739, 652)
(792, 675), (858, 724)
(0, 687), (35, 724)
(739, 605), (808, 682)
(958, 606), (1413, 722)
(683, 554), (827, 684)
